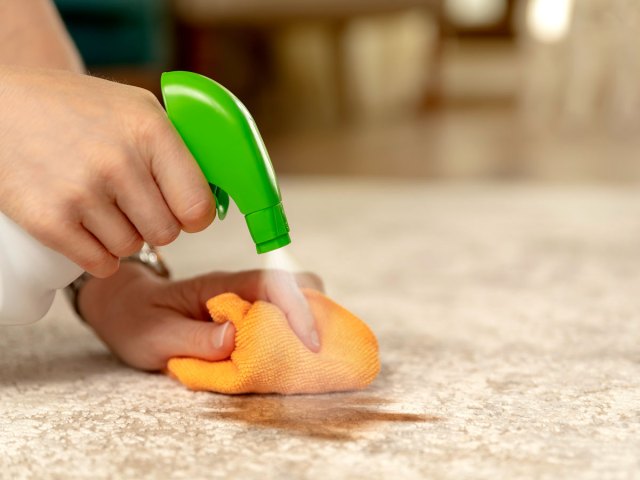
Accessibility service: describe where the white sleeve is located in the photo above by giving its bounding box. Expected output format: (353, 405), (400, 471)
(0, 213), (82, 325)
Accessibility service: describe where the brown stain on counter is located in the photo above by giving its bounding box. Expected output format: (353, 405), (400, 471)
(203, 395), (438, 441)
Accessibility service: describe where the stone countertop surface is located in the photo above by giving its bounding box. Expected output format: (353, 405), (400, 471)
(2, 179), (640, 479)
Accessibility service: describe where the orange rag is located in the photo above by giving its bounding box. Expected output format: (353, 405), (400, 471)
(167, 289), (380, 394)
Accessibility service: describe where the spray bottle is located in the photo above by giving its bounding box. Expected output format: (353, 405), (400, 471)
(0, 71), (290, 325)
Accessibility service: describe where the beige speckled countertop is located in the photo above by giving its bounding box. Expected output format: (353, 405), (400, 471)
(2, 179), (640, 479)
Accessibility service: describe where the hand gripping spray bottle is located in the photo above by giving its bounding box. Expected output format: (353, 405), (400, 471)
(0, 71), (290, 325)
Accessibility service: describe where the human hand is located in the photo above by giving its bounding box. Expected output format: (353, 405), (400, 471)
(78, 264), (324, 370)
(0, 66), (215, 278)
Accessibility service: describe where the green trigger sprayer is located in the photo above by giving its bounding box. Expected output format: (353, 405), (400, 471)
(161, 71), (291, 254)
(0, 70), (291, 326)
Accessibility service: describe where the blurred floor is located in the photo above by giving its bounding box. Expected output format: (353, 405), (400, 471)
(3, 179), (640, 479)
(267, 104), (640, 183)
(4, 3), (639, 479)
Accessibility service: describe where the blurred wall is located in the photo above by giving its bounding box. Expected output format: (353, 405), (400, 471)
(54, 0), (640, 182)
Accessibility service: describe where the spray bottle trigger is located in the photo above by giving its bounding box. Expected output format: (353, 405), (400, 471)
(210, 184), (229, 220)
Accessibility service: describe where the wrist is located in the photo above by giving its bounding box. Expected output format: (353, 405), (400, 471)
(78, 262), (157, 323)
(68, 244), (171, 323)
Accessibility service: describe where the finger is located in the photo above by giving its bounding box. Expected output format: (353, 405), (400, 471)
(293, 272), (325, 293)
(147, 119), (216, 233)
(114, 160), (182, 246)
(211, 270), (321, 352)
(194, 270), (323, 305)
(178, 269), (323, 352)
(44, 223), (119, 278)
(81, 202), (144, 258)
(149, 315), (236, 363)
(263, 270), (321, 352)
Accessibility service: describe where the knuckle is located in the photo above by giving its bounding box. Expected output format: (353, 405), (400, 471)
(137, 87), (162, 109)
(72, 144), (125, 188)
(27, 209), (63, 243)
(61, 186), (90, 211)
(81, 249), (118, 277)
(27, 207), (77, 250)
(298, 272), (325, 291)
(189, 323), (213, 353)
(147, 221), (180, 246)
(111, 233), (144, 257)
(132, 107), (166, 149)
(179, 195), (214, 230)
(99, 150), (133, 186)
(143, 332), (169, 368)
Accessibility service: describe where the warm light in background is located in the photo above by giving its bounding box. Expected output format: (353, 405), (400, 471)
(444, 0), (507, 27)
(526, 0), (574, 43)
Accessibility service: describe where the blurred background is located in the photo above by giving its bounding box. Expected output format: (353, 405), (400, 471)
(54, 0), (640, 182)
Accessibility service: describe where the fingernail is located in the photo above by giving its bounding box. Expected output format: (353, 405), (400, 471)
(215, 322), (231, 349)
(310, 330), (320, 350)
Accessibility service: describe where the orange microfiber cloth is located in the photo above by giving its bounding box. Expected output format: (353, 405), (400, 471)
(167, 289), (380, 394)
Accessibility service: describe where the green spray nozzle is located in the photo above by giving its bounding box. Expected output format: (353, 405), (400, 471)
(160, 71), (291, 254)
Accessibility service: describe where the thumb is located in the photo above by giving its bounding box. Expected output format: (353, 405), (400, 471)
(153, 316), (236, 364)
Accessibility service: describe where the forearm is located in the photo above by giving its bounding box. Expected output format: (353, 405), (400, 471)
(0, 0), (83, 72)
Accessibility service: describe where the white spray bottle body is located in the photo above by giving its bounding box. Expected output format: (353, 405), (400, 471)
(0, 212), (83, 325)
